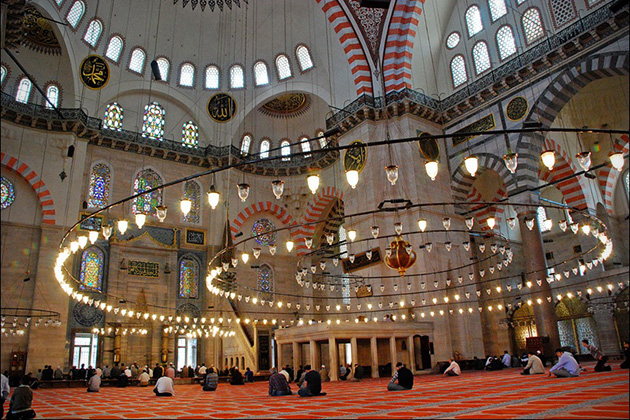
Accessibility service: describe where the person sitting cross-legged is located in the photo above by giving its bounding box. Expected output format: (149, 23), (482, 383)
(6, 376), (36, 420)
(549, 348), (580, 378)
(153, 375), (174, 396)
(298, 365), (325, 397)
(387, 362), (413, 391)
(229, 367), (245, 385)
(203, 368), (219, 391)
(443, 358), (461, 377)
(87, 369), (101, 392)
(268, 368), (292, 396)
(521, 352), (545, 375)
(138, 369), (150, 387)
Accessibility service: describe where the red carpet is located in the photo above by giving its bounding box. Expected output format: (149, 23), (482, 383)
(14, 363), (629, 419)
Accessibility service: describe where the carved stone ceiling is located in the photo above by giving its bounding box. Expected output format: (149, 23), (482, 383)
(258, 93), (312, 119)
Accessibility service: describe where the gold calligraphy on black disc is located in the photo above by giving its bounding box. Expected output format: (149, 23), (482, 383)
(343, 140), (368, 173)
(207, 93), (237, 123)
(79, 55), (110, 90)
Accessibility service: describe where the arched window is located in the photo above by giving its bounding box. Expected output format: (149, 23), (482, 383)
(465, 5), (483, 37)
(488, 0), (507, 22)
(253, 61), (269, 86)
(450, 55), (467, 88)
(1, 177), (16, 210)
(103, 102), (123, 131)
(252, 219), (277, 246)
(79, 247), (104, 292)
(205, 65), (219, 89)
(83, 19), (102, 47)
(132, 168), (163, 216)
(45, 84), (60, 109)
(66, 0), (85, 29)
(317, 131), (327, 149)
(296, 45), (314, 72)
(299, 136), (312, 158)
(549, 0), (577, 27)
(472, 41), (491, 74)
(182, 180), (201, 224)
(155, 57), (170, 82)
(556, 297), (599, 354)
(182, 121), (198, 148)
(179, 63), (195, 87)
(87, 163), (111, 208)
(496, 25), (517, 60)
(522, 8), (544, 44)
(241, 134), (252, 155)
(275, 54), (292, 80)
(129, 48), (146, 74)
(105, 35), (123, 62)
(179, 257), (199, 298)
(257, 264), (274, 301)
(259, 139), (270, 159)
(142, 102), (165, 140)
(280, 140), (291, 161)
(15, 77), (32, 103)
(230, 65), (244, 89)
(537, 206), (551, 232)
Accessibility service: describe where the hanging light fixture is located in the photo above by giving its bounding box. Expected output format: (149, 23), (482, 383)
(609, 151), (624, 171)
(88, 230), (99, 244)
(371, 226), (380, 239)
(463, 156), (478, 177)
(345, 170), (359, 189)
(347, 229), (357, 242)
(269, 245), (277, 255)
(102, 224), (113, 239)
(384, 237), (417, 276)
(241, 253), (249, 264)
(544, 218), (553, 231)
(286, 240), (294, 252)
(541, 150), (555, 170)
(576, 151), (592, 171)
(77, 235), (88, 249)
(117, 219), (129, 234)
(307, 174), (320, 194)
(237, 183), (250, 202)
(253, 248), (261, 259)
(385, 165), (399, 186)
(271, 180), (284, 199)
(581, 224), (591, 235)
(507, 218), (516, 230)
(503, 152), (518, 174)
(394, 222), (403, 235)
(180, 198), (192, 216)
(135, 213), (146, 229)
(207, 186), (220, 209)
(156, 206), (167, 222)
(417, 219), (427, 232)
(465, 217), (474, 230)
(442, 218), (451, 230)
(487, 217), (496, 230)
(326, 233), (335, 245)
(70, 241), (79, 253)
(425, 161), (438, 181)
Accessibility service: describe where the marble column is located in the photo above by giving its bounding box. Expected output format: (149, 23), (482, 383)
(370, 337), (379, 378)
(309, 340), (319, 368)
(389, 336), (397, 367)
(407, 336), (416, 372)
(292, 341), (300, 369)
(277, 342), (284, 370)
(350, 337), (359, 366)
(518, 208), (561, 350)
(328, 337), (338, 381)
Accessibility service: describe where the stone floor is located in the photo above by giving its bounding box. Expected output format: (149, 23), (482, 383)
(16, 362), (630, 419)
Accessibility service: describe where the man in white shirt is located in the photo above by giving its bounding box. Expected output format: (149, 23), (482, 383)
(87, 370), (101, 392)
(124, 366), (132, 377)
(153, 376), (174, 396)
(138, 370), (150, 387)
(444, 359), (461, 377)
(502, 351), (512, 368)
(198, 364), (207, 377)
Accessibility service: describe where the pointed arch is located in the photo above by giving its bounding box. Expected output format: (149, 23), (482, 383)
(293, 186), (344, 255)
(179, 254), (200, 299)
(538, 138), (588, 210)
(231, 201), (293, 239)
(598, 135), (629, 214)
(79, 246), (105, 291)
(87, 161), (112, 209)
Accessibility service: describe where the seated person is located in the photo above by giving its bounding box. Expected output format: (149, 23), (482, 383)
(7, 376), (36, 420)
(387, 362), (413, 391)
(319, 365), (330, 382)
(350, 364), (364, 382)
(229, 367), (244, 385)
(581, 340), (611, 372)
(116, 372), (129, 388)
(339, 365), (348, 381)
(549, 348), (580, 378)
(138, 370), (150, 387)
(87, 369), (101, 392)
(203, 368), (218, 391)
(520, 353), (529, 367)
(621, 341), (629, 369)
(296, 369), (307, 388)
(522, 352), (544, 375)
(443, 358), (461, 377)
(502, 351), (512, 368)
(153, 376), (174, 396)
(487, 357), (504, 371)
(473, 357), (485, 370)
(298, 365), (325, 397)
(244, 367), (254, 383)
(268, 368), (292, 396)
(279, 368), (290, 383)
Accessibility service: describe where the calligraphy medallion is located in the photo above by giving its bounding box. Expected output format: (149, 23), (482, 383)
(207, 93), (237, 123)
(79, 55), (110, 90)
(343, 140), (368, 173)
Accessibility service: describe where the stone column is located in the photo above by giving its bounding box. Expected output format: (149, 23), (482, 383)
(407, 336), (416, 372)
(276, 342), (284, 370)
(517, 207), (561, 350)
(350, 337), (359, 366)
(292, 341), (300, 369)
(370, 337), (379, 378)
(328, 337), (338, 381)
(389, 336), (397, 367)
(309, 340), (318, 368)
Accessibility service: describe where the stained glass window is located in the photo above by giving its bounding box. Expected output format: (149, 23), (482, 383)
(79, 247), (104, 291)
(299, 136), (312, 158)
(182, 180), (200, 224)
(83, 19), (102, 47)
(179, 63), (195, 87)
(496, 25), (517, 60)
(254, 61), (269, 86)
(230, 65), (244, 89)
(46, 85), (60, 109)
(451, 55), (467, 88)
(251, 219), (277, 246)
(179, 257), (199, 298)
(257, 264), (273, 300)
(1, 177), (16, 210)
(522, 8), (544, 44)
(182, 121), (198, 148)
(472, 41), (491, 75)
(66, 1), (85, 29)
(241, 134), (252, 155)
(87, 163), (111, 208)
(205, 65), (219, 89)
(104, 102), (123, 131)
(281, 140), (291, 161)
(276, 54), (292, 80)
(465, 5), (483, 37)
(259, 139), (270, 159)
(156, 57), (170, 82)
(16, 77), (32, 103)
(142, 102), (165, 140)
(105, 36), (123, 62)
(446, 32), (460, 49)
(129, 48), (146, 74)
(488, 0), (507, 22)
(132, 168), (163, 215)
(296, 45), (314, 71)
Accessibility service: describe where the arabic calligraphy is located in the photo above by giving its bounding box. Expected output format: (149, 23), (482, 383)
(343, 140), (368, 173)
(207, 93), (237, 123)
(80, 55), (109, 90)
(127, 260), (160, 278)
(451, 114), (496, 147)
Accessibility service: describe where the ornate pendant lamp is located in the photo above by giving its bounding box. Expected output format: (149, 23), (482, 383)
(384, 236), (417, 276)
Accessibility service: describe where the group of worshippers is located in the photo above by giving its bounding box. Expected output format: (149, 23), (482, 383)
(268, 365), (326, 397)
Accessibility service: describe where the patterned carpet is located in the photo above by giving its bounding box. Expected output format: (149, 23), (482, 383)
(16, 362), (629, 419)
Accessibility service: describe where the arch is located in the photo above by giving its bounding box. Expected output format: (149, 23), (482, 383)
(104, 34), (124, 63)
(382, 0), (424, 93)
(131, 167), (163, 216)
(467, 182), (508, 232)
(230, 201), (293, 239)
(316, 0), (372, 95)
(179, 62), (195, 87)
(598, 134), (629, 214)
(275, 54), (292, 81)
(538, 138), (587, 210)
(87, 161), (112, 209)
(155, 57), (170, 82)
(293, 186), (344, 255)
(79, 246), (105, 292)
(257, 263), (274, 301)
(182, 179), (201, 224)
(253, 60), (270, 86)
(178, 253), (200, 299)
(0, 152), (56, 225)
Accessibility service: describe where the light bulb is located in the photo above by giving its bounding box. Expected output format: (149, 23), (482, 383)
(442, 217), (451, 230)
(464, 156), (478, 176)
(503, 152), (518, 174)
(241, 253), (249, 264)
(541, 150), (555, 170)
(394, 222), (403, 235)
(487, 217), (496, 230)
(156, 205), (167, 222)
(609, 152), (624, 171)
(135, 213), (146, 229)
(180, 198), (192, 216)
(307, 175), (320, 194)
(465, 217), (474, 230)
(117, 219), (128, 234)
(425, 161), (438, 181)
(576, 151), (591, 171)
(286, 240), (294, 252)
(544, 218), (552, 231)
(207, 186), (220, 209)
(77, 235), (88, 248)
(348, 229), (357, 242)
(237, 183), (250, 202)
(70, 241), (79, 253)
(271, 180), (284, 199)
(385, 165), (399, 185)
(371, 226), (380, 238)
(345, 170), (359, 189)
(102, 224), (113, 239)
(581, 224), (591, 235)
(253, 248), (261, 259)
(88, 230), (99, 244)
(417, 219), (427, 232)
